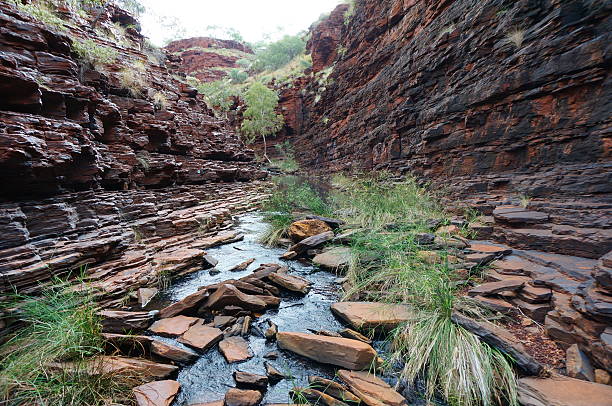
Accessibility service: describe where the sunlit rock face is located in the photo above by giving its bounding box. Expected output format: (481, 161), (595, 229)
(294, 0), (611, 200)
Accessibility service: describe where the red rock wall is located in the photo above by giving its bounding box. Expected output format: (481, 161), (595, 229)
(307, 4), (349, 73)
(295, 0), (611, 199)
(0, 3), (264, 200)
(164, 37), (253, 82)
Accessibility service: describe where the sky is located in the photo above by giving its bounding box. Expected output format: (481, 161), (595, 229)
(138, 0), (341, 46)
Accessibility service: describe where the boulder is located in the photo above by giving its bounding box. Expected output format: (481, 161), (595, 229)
(337, 370), (407, 406)
(224, 388), (262, 406)
(289, 231), (335, 254)
(330, 302), (413, 331)
(148, 315), (201, 337)
(313, 247), (352, 270)
(150, 339), (198, 363)
(305, 215), (345, 229)
(203, 284), (266, 311)
(234, 370), (268, 390)
(98, 310), (156, 333)
(288, 219), (332, 242)
(277, 332), (377, 370)
(178, 324), (223, 351)
(133, 380), (180, 406)
(594, 369), (610, 385)
(219, 336), (253, 363)
(159, 289), (209, 318)
(566, 344), (595, 382)
(267, 272), (312, 294)
(518, 374), (612, 406)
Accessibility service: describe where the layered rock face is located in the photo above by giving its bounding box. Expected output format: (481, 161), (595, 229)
(0, 3), (267, 300)
(164, 37), (253, 82)
(295, 0), (610, 201)
(307, 4), (349, 73)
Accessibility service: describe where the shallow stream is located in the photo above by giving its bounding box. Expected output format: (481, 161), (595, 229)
(150, 212), (347, 405)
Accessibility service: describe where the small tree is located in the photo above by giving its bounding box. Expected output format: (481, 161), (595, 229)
(241, 82), (284, 162)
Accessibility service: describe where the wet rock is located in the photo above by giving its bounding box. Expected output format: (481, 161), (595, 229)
(566, 344), (595, 382)
(337, 370), (407, 406)
(265, 320), (278, 340)
(224, 388), (262, 406)
(214, 315), (237, 329)
(451, 312), (542, 375)
(277, 332), (377, 370)
(264, 361), (286, 381)
(288, 219), (332, 242)
(467, 279), (525, 297)
(241, 315), (251, 336)
(339, 328), (372, 344)
(150, 339), (198, 364)
(229, 258), (255, 272)
(234, 371), (268, 390)
(307, 376), (361, 403)
(219, 336), (253, 363)
(159, 289), (209, 318)
(149, 315), (201, 337)
(133, 380), (180, 406)
(203, 254), (219, 269)
(330, 302), (413, 331)
(203, 284), (266, 311)
(267, 272), (312, 294)
(99, 310), (156, 333)
(280, 251), (298, 260)
(313, 247), (352, 271)
(263, 351), (279, 360)
(178, 324), (223, 351)
(289, 231), (334, 255)
(518, 374), (612, 406)
(137, 287), (158, 307)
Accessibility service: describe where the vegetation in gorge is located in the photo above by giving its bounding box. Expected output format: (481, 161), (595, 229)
(241, 82), (284, 162)
(261, 174), (519, 406)
(0, 282), (136, 405)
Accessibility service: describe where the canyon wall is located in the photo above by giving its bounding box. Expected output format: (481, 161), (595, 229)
(164, 37), (253, 82)
(0, 2), (265, 299)
(295, 0), (611, 200)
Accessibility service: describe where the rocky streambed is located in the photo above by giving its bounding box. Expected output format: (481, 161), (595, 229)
(100, 213), (409, 406)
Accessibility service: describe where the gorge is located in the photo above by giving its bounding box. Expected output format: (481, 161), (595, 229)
(0, 1), (610, 406)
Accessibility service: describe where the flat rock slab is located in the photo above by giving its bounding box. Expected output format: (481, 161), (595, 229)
(224, 388), (262, 406)
(566, 344), (595, 382)
(289, 231), (335, 254)
(451, 312), (542, 376)
(313, 247), (352, 270)
(133, 380), (180, 406)
(159, 289), (209, 318)
(267, 272), (312, 294)
(234, 370), (268, 389)
(493, 206), (550, 224)
(518, 374), (612, 406)
(149, 315), (201, 337)
(219, 336), (253, 363)
(308, 376), (361, 403)
(337, 370), (407, 406)
(99, 310), (156, 333)
(277, 332), (377, 370)
(178, 324), (223, 351)
(331, 302), (413, 331)
(150, 339), (198, 363)
(53, 356), (178, 379)
(468, 279), (525, 297)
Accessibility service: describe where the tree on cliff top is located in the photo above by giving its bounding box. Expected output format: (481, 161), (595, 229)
(241, 82), (284, 162)
(251, 35), (306, 72)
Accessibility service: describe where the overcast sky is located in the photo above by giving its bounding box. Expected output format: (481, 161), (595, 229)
(139, 0), (341, 46)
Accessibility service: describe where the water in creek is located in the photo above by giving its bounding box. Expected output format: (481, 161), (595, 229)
(150, 212), (347, 405)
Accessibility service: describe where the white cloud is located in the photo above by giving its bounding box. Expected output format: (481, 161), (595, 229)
(138, 0), (341, 46)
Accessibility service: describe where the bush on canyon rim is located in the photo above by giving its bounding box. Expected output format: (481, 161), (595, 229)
(0, 281), (136, 405)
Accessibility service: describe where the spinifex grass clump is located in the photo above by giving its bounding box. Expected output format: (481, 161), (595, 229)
(0, 282), (136, 405)
(260, 176), (333, 246)
(330, 173), (518, 406)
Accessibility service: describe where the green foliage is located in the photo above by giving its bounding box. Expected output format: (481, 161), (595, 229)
(228, 68), (248, 84)
(14, 0), (67, 31)
(271, 141), (299, 173)
(343, 0), (357, 25)
(252, 35), (306, 72)
(0, 281), (137, 405)
(195, 79), (238, 117)
(241, 82), (284, 159)
(116, 0), (145, 16)
(152, 91), (169, 110)
(72, 38), (118, 70)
